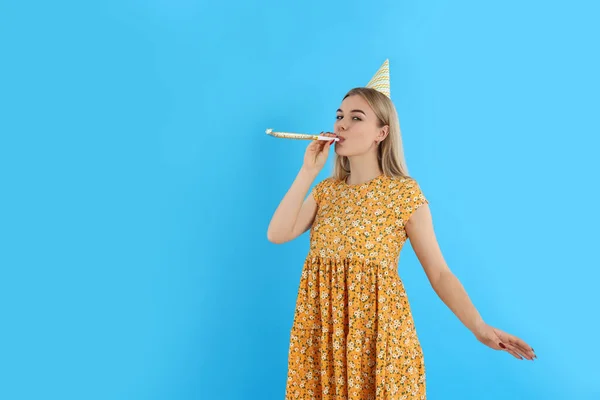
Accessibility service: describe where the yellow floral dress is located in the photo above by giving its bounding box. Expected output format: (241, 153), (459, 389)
(285, 174), (429, 400)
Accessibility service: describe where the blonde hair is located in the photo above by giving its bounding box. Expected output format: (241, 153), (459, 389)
(332, 87), (411, 181)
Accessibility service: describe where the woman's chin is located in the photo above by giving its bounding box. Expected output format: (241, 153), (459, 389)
(335, 146), (350, 156)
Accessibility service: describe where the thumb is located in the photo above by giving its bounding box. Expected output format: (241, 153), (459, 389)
(490, 332), (505, 350)
(492, 331), (507, 350)
(483, 330), (504, 350)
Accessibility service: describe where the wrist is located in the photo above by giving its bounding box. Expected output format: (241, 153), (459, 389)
(472, 318), (487, 338)
(300, 165), (320, 177)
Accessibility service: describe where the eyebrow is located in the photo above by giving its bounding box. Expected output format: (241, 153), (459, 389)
(337, 108), (366, 116)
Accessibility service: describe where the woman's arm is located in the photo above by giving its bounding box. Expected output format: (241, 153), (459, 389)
(405, 204), (536, 360)
(405, 204), (485, 335)
(267, 166), (319, 244)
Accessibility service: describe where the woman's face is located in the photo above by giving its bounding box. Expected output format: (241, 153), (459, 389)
(333, 94), (386, 156)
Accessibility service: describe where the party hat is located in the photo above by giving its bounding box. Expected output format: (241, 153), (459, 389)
(365, 59), (390, 98)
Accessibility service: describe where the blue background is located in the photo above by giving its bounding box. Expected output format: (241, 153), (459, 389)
(1, 0), (599, 399)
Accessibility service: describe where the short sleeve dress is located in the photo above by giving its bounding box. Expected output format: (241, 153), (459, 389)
(285, 173), (429, 400)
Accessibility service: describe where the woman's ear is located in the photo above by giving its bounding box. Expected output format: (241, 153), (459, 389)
(380, 125), (390, 140)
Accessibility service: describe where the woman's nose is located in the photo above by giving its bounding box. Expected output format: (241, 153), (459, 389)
(335, 123), (346, 134)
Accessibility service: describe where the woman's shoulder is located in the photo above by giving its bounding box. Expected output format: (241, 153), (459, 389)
(388, 174), (420, 186)
(316, 176), (336, 187)
(387, 174), (427, 195)
(313, 176), (338, 194)
(318, 175), (344, 187)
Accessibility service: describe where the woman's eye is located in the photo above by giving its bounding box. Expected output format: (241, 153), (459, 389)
(336, 116), (361, 121)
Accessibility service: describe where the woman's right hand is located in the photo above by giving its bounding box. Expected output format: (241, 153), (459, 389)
(302, 132), (337, 173)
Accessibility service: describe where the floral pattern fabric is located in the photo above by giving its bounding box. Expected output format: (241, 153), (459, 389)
(286, 174), (429, 400)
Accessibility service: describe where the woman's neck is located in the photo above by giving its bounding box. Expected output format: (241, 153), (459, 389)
(346, 155), (382, 185)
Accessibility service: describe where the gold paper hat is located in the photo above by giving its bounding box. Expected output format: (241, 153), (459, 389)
(365, 59), (390, 98)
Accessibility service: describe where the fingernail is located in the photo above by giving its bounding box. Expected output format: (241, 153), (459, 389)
(499, 343), (506, 349)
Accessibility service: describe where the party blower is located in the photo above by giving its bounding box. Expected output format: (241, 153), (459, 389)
(265, 128), (340, 142)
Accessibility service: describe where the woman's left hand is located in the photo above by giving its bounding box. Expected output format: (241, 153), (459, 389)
(474, 322), (537, 360)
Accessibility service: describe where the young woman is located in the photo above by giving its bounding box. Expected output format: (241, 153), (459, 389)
(267, 84), (535, 399)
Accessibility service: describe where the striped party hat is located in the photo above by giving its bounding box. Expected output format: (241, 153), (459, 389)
(365, 59), (390, 98)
